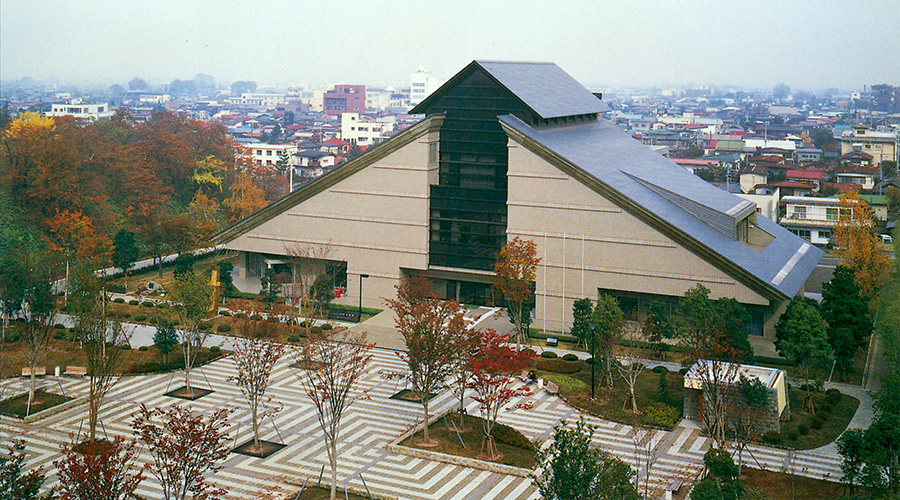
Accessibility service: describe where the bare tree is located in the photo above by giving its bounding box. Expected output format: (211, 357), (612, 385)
(21, 273), (56, 411)
(385, 276), (469, 444)
(628, 422), (658, 498)
(283, 242), (334, 337)
(132, 404), (231, 500)
(166, 271), (214, 397)
(229, 338), (287, 455)
(296, 331), (374, 500)
(690, 358), (742, 450)
(616, 327), (647, 414)
(77, 312), (130, 442)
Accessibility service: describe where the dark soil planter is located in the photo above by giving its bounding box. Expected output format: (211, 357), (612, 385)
(390, 388), (438, 403)
(0, 389), (69, 418)
(164, 387), (214, 400)
(232, 439), (286, 458)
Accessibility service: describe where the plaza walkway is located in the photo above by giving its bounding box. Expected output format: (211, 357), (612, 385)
(1, 338), (854, 500)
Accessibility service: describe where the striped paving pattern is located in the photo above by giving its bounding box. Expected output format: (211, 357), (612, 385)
(1, 348), (846, 499)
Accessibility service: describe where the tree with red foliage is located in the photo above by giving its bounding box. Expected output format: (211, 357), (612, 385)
(132, 404), (231, 500)
(385, 276), (470, 445)
(493, 237), (540, 345)
(55, 437), (145, 500)
(468, 328), (536, 460)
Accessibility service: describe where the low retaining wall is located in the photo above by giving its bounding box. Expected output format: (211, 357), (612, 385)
(23, 395), (89, 424)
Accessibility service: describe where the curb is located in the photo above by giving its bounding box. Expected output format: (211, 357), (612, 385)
(23, 395), (89, 424)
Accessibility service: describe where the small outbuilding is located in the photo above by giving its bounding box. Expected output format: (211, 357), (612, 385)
(683, 360), (790, 434)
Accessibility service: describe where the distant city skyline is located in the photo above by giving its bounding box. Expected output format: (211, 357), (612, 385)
(2, 0), (899, 92)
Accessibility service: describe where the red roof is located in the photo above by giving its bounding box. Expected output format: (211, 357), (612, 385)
(786, 169), (823, 180)
(771, 181), (817, 189)
(706, 140), (718, 148)
(825, 182), (863, 194)
(324, 138), (349, 146)
(835, 165), (877, 175)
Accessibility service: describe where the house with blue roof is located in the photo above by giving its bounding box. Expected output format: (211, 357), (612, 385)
(212, 61), (822, 339)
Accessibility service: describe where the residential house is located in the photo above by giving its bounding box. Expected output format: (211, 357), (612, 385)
(340, 113), (394, 146)
(834, 164), (877, 191)
(779, 196), (848, 244)
(841, 125), (899, 166)
(46, 99), (113, 121)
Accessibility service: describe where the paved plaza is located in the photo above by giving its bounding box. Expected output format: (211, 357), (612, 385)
(1, 341), (851, 499)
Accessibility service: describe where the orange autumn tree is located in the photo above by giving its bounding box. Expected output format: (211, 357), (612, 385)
(46, 209), (112, 302)
(223, 173), (267, 224)
(833, 192), (891, 302)
(493, 237), (540, 345)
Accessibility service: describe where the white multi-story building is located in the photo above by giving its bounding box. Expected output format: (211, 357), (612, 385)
(340, 113), (394, 146)
(46, 99), (114, 121)
(841, 125), (899, 166)
(779, 196), (850, 245)
(409, 66), (443, 108)
(245, 143), (298, 167)
(227, 93), (287, 108)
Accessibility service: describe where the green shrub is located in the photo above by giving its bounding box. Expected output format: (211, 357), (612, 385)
(235, 313), (247, 319)
(798, 424), (809, 435)
(114, 298), (125, 304)
(142, 301), (155, 307)
(288, 335), (301, 343)
(298, 321), (308, 328)
(210, 346), (221, 353)
(540, 351), (558, 359)
(134, 314), (147, 322)
(820, 404), (833, 414)
(825, 388), (842, 404)
(198, 322), (211, 331)
(157, 303), (168, 309)
(761, 431), (782, 445)
(642, 403), (681, 429)
(536, 357), (582, 374)
(219, 310), (231, 317)
(216, 324), (231, 333)
(811, 417), (824, 430)
(54, 323), (66, 329)
(584, 357), (594, 365)
(121, 313), (131, 319)
(250, 314), (263, 321)
(54, 331), (67, 340)
(652, 365), (668, 374)
(562, 353), (579, 362)
(321, 323), (333, 331)
(310, 326), (323, 335)
(5, 332), (21, 343)
(679, 367), (690, 376)
(786, 431), (799, 441)
(129, 300), (139, 306)
(120, 344), (131, 350)
(543, 373), (586, 391)
(139, 346), (149, 351)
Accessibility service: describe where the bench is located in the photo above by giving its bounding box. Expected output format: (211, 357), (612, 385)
(544, 380), (560, 394)
(518, 370), (530, 383)
(21, 367), (46, 377)
(64, 366), (88, 377)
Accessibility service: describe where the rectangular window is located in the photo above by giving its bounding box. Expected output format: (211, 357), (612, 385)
(267, 150), (272, 155)
(827, 207), (838, 221)
(792, 206), (807, 219)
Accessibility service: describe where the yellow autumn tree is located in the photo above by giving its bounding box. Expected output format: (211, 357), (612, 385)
(3, 112), (56, 140)
(223, 173), (267, 224)
(833, 192), (891, 302)
(192, 154), (227, 192)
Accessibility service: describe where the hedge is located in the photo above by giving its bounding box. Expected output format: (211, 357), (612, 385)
(536, 357), (582, 374)
(540, 351), (558, 359)
(542, 373), (586, 391)
(530, 331), (579, 343)
(746, 355), (794, 367)
(643, 403), (681, 429)
(562, 353), (579, 362)
(113, 298), (125, 304)
(326, 303), (383, 316)
(129, 300), (139, 306)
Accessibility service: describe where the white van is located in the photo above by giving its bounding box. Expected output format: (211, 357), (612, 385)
(878, 234), (893, 244)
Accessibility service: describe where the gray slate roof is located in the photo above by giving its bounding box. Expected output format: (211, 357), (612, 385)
(476, 61), (610, 119)
(499, 114), (823, 299)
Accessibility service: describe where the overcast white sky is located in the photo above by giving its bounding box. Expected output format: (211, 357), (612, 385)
(2, 0), (899, 91)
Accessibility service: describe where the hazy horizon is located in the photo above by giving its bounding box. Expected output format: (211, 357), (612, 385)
(3, 0), (899, 93)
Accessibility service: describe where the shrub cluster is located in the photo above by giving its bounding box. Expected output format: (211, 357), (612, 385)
(761, 431), (782, 445)
(542, 373), (586, 391)
(825, 388), (842, 405)
(216, 324), (231, 333)
(134, 314), (147, 322)
(642, 403), (681, 429)
(113, 298), (125, 304)
(540, 351), (558, 359)
(321, 323), (333, 331)
(535, 357), (582, 374)
(561, 353), (579, 362)
(287, 335), (301, 343)
(198, 322), (211, 331)
(142, 301), (155, 308)
(651, 365), (668, 374)
(129, 300), (139, 306)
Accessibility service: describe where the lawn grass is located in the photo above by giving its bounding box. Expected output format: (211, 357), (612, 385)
(537, 364), (685, 429)
(742, 467), (867, 499)
(0, 329), (224, 379)
(0, 389), (69, 418)
(400, 413), (537, 469)
(775, 386), (859, 450)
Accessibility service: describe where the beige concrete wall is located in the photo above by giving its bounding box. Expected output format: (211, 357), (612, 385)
(506, 140), (773, 336)
(226, 131), (439, 310)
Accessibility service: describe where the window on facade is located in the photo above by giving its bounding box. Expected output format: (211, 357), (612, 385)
(793, 206), (807, 219)
(827, 207), (838, 221)
(819, 231), (831, 240)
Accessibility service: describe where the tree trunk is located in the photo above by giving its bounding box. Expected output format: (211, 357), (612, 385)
(184, 341), (192, 395)
(28, 368), (36, 411)
(631, 384), (639, 413)
(329, 442), (338, 500)
(422, 398), (430, 443)
(89, 378), (98, 442)
(252, 402), (260, 451)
